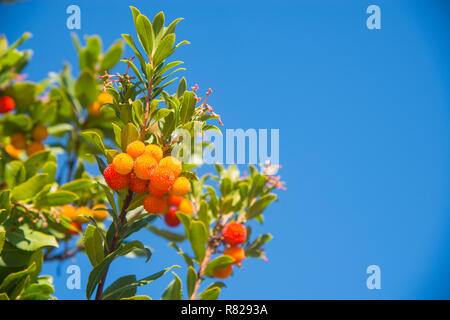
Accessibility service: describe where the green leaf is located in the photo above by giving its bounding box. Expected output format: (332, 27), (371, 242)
(100, 40), (124, 72)
(86, 241), (147, 299)
(19, 283), (54, 300)
(161, 272), (182, 300)
(189, 221), (207, 262)
(4, 161), (25, 189)
(11, 173), (49, 201)
(153, 34), (175, 67)
(0, 231), (5, 254)
(5, 224), (58, 251)
(179, 91), (196, 124)
(35, 190), (79, 208)
(121, 33), (146, 75)
(24, 151), (50, 179)
(0, 262), (36, 296)
(121, 214), (156, 240)
(245, 234), (273, 258)
(102, 275), (136, 300)
(204, 256), (235, 276)
(101, 265), (178, 300)
(176, 77), (186, 98)
(198, 286), (220, 300)
(146, 225), (186, 242)
(246, 194), (277, 220)
(152, 11), (165, 40)
(59, 178), (92, 193)
(120, 295), (151, 300)
(187, 266), (197, 299)
(175, 212), (192, 240)
(83, 225), (104, 267)
(81, 130), (106, 155)
(121, 122), (140, 152)
(75, 69), (97, 106)
(136, 14), (154, 56)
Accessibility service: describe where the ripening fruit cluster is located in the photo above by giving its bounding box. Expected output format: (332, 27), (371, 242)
(212, 222), (247, 279)
(103, 140), (193, 216)
(88, 92), (113, 116)
(0, 96), (15, 114)
(59, 204), (109, 235)
(6, 125), (48, 158)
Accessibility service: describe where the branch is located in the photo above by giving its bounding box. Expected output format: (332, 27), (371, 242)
(94, 189), (133, 300)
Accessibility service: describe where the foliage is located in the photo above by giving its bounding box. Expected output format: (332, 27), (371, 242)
(0, 7), (283, 300)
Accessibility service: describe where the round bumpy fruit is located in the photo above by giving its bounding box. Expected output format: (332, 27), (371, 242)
(168, 194), (184, 207)
(222, 222), (247, 246)
(112, 153), (134, 175)
(97, 92), (113, 105)
(5, 144), (21, 158)
(143, 195), (167, 214)
(74, 206), (93, 224)
(212, 264), (233, 279)
(68, 221), (82, 235)
(0, 96), (15, 113)
(31, 125), (48, 141)
(126, 140), (145, 159)
(129, 173), (148, 194)
(178, 199), (194, 214)
(93, 204), (109, 221)
(60, 204), (77, 220)
(144, 144), (163, 162)
(159, 156), (182, 178)
(148, 181), (170, 197)
(133, 155), (157, 180)
(104, 164), (130, 190)
(26, 141), (45, 156)
(151, 166), (175, 190)
(11, 132), (27, 150)
(164, 207), (180, 227)
(224, 246), (246, 265)
(171, 176), (191, 196)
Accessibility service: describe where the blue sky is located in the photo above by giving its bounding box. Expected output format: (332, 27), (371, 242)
(1, 0), (449, 299)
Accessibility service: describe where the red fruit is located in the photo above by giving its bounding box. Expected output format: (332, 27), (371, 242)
(167, 194), (184, 207)
(103, 164), (129, 190)
(164, 207), (180, 227)
(129, 173), (148, 193)
(0, 96), (15, 113)
(148, 181), (170, 197)
(68, 221), (82, 235)
(222, 222), (247, 246)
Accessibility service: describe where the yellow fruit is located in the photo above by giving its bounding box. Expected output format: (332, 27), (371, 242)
(133, 154), (157, 180)
(73, 206), (93, 224)
(26, 141), (45, 156)
(112, 153), (134, 175)
(88, 101), (102, 116)
(98, 92), (113, 105)
(31, 125), (48, 141)
(178, 199), (194, 214)
(159, 156), (182, 178)
(60, 205), (77, 220)
(171, 176), (191, 196)
(92, 204), (109, 221)
(5, 144), (21, 158)
(11, 132), (27, 150)
(126, 140), (145, 159)
(144, 144), (163, 162)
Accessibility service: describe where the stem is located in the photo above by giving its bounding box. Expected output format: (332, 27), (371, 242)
(94, 190), (133, 300)
(44, 245), (84, 261)
(189, 213), (231, 300)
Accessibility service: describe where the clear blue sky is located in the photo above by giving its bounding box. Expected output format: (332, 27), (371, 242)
(1, 0), (449, 299)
